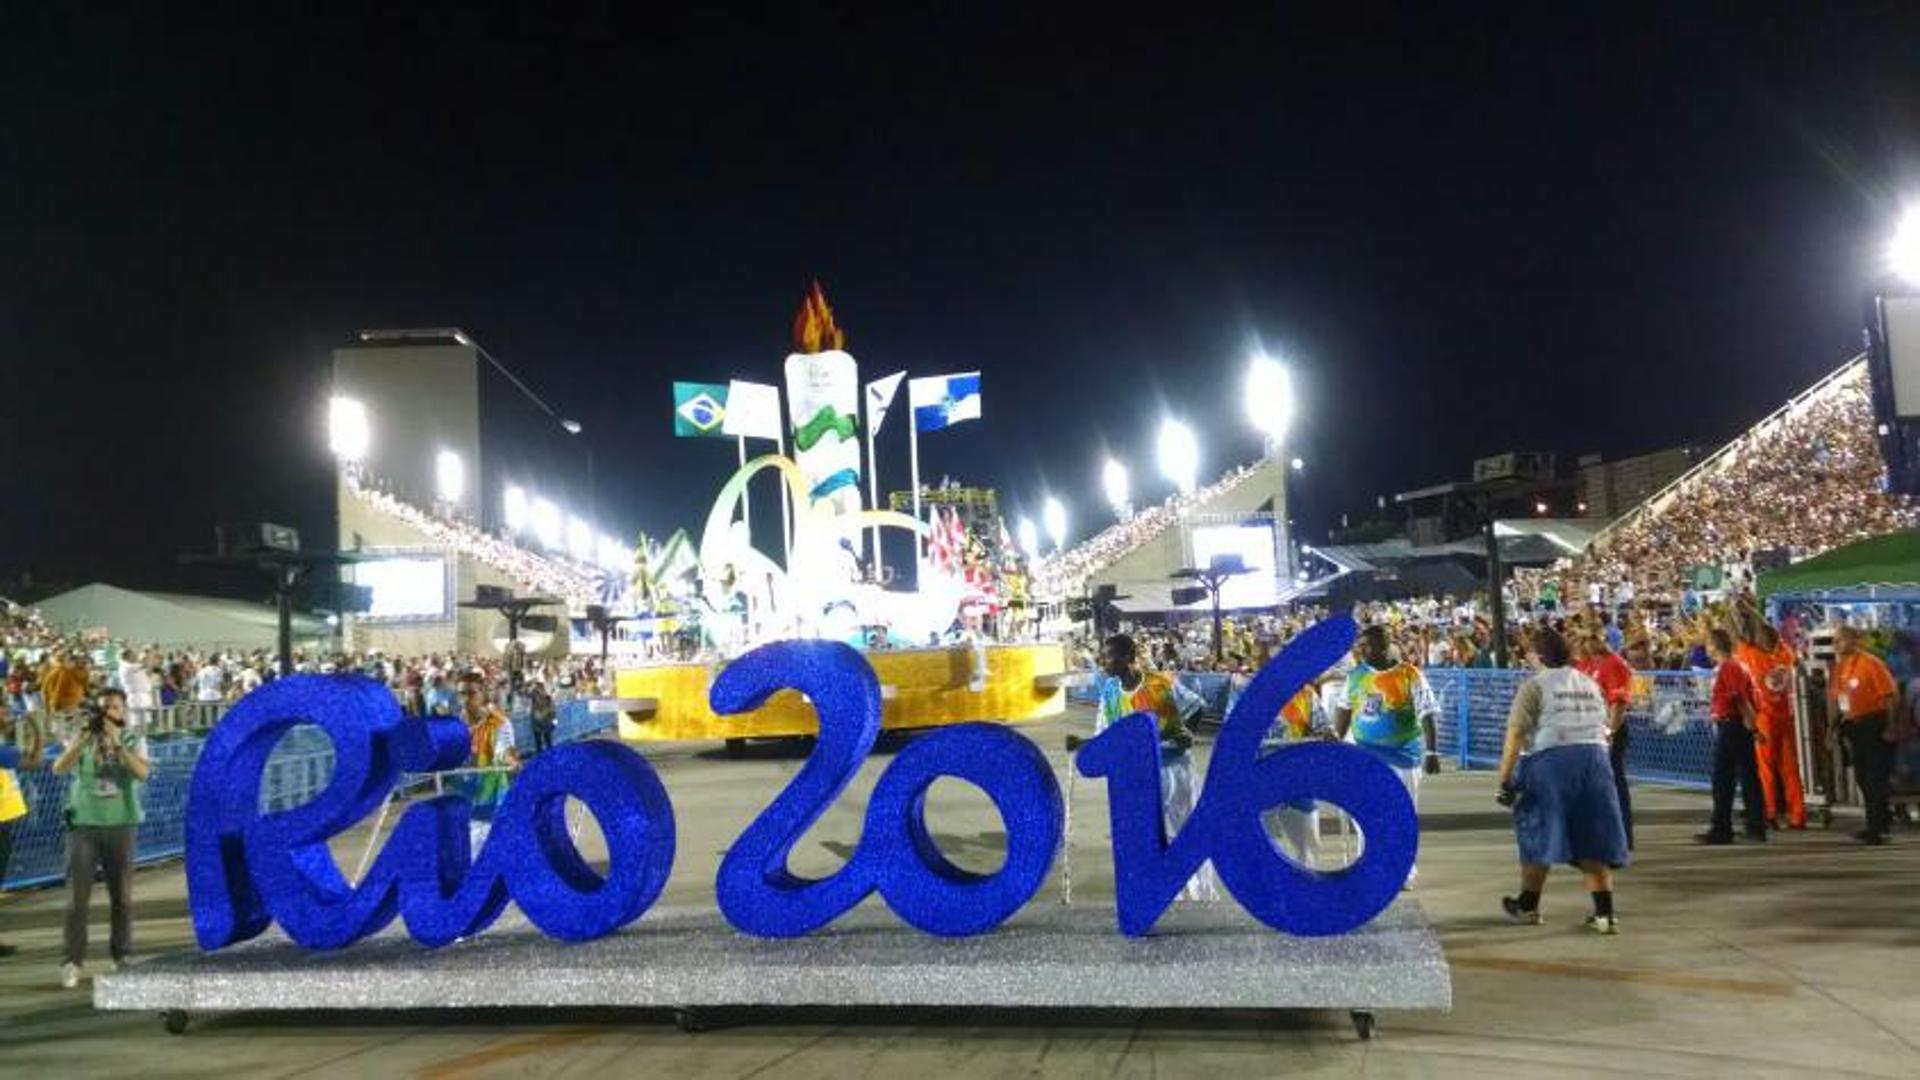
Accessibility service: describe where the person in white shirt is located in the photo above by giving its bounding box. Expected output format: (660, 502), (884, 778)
(1494, 627), (1629, 934)
(194, 656), (226, 703)
(117, 650), (153, 717)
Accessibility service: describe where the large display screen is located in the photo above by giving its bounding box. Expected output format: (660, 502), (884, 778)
(1190, 523), (1280, 609)
(352, 556), (450, 621)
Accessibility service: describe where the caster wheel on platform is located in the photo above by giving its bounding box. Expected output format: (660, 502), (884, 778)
(724, 738), (747, 760)
(675, 1008), (707, 1034)
(1350, 1010), (1375, 1041)
(1817, 808), (1833, 830)
(163, 1010), (190, 1036)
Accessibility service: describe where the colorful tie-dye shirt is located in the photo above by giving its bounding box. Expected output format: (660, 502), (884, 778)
(1343, 662), (1437, 769)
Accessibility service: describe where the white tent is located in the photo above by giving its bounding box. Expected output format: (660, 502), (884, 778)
(33, 583), (331, 651)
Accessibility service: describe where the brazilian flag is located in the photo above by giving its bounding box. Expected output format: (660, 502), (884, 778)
(672, 382), (730, 438)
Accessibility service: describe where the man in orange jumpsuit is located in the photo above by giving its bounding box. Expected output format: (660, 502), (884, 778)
(1735, 622), (1805, 829)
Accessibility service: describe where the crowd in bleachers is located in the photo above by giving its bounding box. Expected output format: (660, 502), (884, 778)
(347, 478), (603, 609)
(1034, 462), (1262, 599)
(1522, 362), (1920, 609)
(2, 597), (605, 737)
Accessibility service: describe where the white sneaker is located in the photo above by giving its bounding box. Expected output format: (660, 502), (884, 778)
(60, 963), (83, 990)
(1584, 914), (1620, 936)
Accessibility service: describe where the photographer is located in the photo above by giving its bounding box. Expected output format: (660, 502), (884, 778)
(50, 688), (148, 989)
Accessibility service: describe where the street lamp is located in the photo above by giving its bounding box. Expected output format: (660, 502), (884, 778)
(1043, 496), (1068, 551)
(1157, 418), (1200, 496)
(1290, 457), (1305, 472)
(1101, 459), (1131, 520)
(1891, 206), (1920, 287)
(1245, 352), (1294, 454)
(1017, 517), (1041, 560)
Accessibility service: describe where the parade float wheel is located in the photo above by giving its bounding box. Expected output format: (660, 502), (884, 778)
(163, 1009), (190, 1035)
(1350, 1010), (1375, 1041)
(674, 1008), (707, 1034)
(724, 738), (747, 760)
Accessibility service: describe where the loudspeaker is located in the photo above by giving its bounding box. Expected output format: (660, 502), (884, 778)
(521, 614), (559, 634)
(216, 522), (301, 556)
(1171, 585), (1209, 607)
(473, 585), (516, 607)
(336, 584), (374, 614)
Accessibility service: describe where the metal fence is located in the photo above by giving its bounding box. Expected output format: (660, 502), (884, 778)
(1425, 667), (1715, 790)
(1069, 666), (1718, 790)
(1, 699), (606, 891)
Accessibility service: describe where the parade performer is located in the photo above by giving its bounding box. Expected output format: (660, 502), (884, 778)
(1335, 624), (1440, 886)
(1092, 633), (1218, 901)
(457, 672), (519, 844)
(1261, 676), (1337, 868)
(1737, 622), (1806, 829)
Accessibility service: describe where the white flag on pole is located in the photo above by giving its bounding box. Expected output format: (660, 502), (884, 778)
(866, 371), (906, 437)
(722, 380), (783, 440)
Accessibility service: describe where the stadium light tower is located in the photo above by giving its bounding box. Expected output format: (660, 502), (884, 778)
(532, 498), (562, 550)
(328, 396), (370, 462)
(503, 485), (529, 532)
(435, 449), (465, 504)
(1157, 418), (1200, 495)
(1043, 496), (1068, 551)
(1891, 206), (1920, 287)
(1017, 517), (1041, 560)
(1101, 458), (1132, 520)
(1244, 352), (1294, 457)
(567, 516), (595, 562)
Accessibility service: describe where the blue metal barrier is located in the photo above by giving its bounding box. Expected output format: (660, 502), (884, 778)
(1, 699), (606, 891)
(1425, 668), (1716, 790)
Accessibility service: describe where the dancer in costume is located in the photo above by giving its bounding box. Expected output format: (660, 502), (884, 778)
(1261, 677), (1337, 868)
(1335, 624), (1440, 887)
(1092, 633), (1218, 901)
(457, 672), (519, 846)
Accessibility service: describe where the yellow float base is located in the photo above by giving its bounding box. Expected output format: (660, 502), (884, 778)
(614, 643), (1068, 742)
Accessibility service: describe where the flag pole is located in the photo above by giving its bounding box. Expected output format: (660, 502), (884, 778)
(737, 435), (751, 532)
(909, 415), (924, 568)
(867, 416), (882, 581)
(776, 427), (792, 568)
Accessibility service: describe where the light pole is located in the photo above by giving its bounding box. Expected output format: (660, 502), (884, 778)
(1157, 418), (1199, 496)
(1245, 351), (1295, 459)
(1102, 459), (1131, 520)
(1017, 518), (1040, 561)
(1043, 496), (1068, 552)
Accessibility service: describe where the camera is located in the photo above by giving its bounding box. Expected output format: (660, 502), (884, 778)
(80, 702), (110, 737)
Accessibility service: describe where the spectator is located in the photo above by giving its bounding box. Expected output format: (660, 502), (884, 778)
(457, 672), (518, 845)
(194, 654), (226, 703)
(40, 650), (88, 720)
(529, 681), (558, 755)
(0, 705), (44, 958)
(1574, 631), (1636, 850)
(1829, 625), (1896, 846)
(51, 688), (149, 989)
(1495, 627), (1628, 934)
(1697, 629), (1767, 845)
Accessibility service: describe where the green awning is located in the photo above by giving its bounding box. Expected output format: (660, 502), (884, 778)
(1757, 529), (1920, 601)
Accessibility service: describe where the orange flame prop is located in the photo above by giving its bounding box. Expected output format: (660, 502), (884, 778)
(791, 280), (846, 354)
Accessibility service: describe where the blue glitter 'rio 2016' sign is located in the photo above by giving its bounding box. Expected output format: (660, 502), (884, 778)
(185, 615), (1415, 951)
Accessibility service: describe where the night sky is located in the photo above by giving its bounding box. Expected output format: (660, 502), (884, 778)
(6, 4), (1920, 596)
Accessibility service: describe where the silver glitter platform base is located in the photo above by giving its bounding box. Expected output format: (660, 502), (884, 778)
(95, 900), (1450, 1020)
